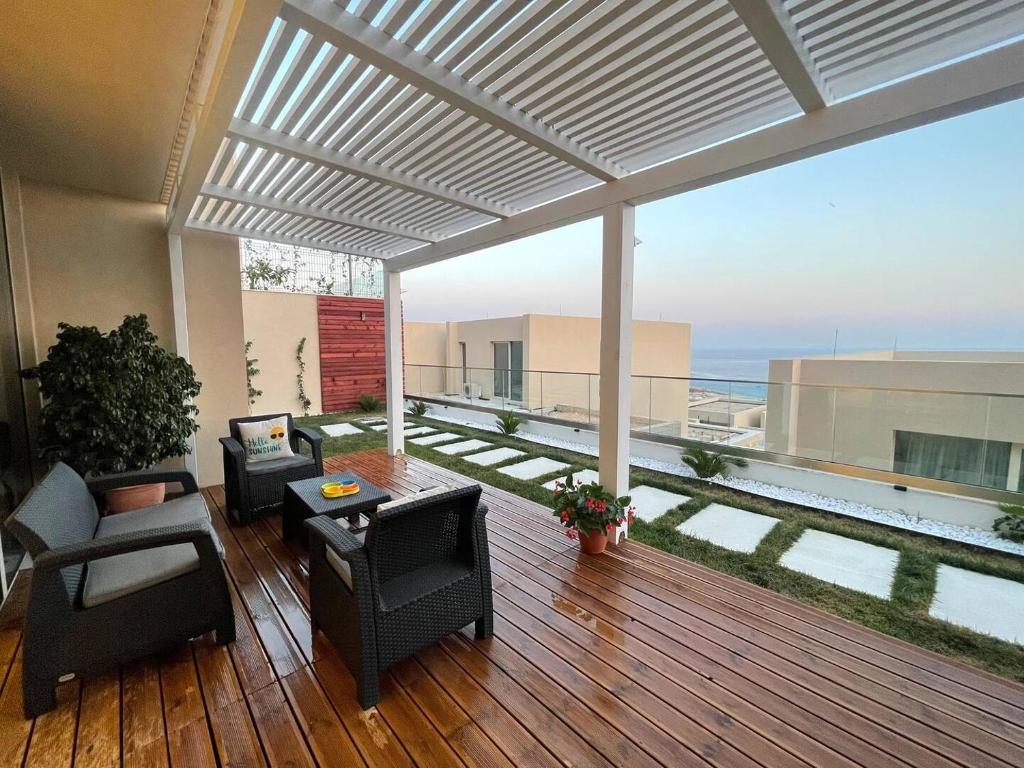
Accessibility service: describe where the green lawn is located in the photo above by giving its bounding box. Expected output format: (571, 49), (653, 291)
(297, 409), (1024, 682)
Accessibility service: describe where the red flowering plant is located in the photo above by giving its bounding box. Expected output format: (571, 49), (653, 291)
(552, 473), (634, 541)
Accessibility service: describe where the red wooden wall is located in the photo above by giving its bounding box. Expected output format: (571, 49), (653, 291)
(317, 295), (387, 412)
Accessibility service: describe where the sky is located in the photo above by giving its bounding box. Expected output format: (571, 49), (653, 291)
(401, 97), (1024, 352)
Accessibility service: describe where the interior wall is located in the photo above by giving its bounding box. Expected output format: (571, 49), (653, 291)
(181, 231), (248, 487)
(16, 179), (174, 354)
(241, 290), (322, 417)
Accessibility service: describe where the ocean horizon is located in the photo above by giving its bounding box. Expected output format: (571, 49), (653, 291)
(690, 347), (841, 400)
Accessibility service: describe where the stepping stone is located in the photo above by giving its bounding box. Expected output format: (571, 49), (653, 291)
(403, 426), (435, 436)
(410, 432), (461, 446)
(463, 447), (525, 466)
(779, 530), (898, 599)
(676, 504), (780, 553)
(542, 469), (600, 490)
(497, 457), (570, 480)
(627, 486), (691, 522)
(435, 439), (492, 455)
(358, 418), (386, 424)
(370, 423), (429, 433)
(929, 565), (1024, 645)
(320, 423), (362, 437)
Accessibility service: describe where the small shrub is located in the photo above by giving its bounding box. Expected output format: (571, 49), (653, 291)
(357, 393), (381, 413)
(245, 340), (262, 407)
(295, 337), (312, 416)
(408, 400), (429, 417)
(496, 411), (522, 435)
(994, 504), (1024, 543)
(681, 446), (748, 480)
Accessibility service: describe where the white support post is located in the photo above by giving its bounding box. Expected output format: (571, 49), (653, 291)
(384, 269), (405, 456)
(598, 203), (635, 545)
(168, 233), (198, 479)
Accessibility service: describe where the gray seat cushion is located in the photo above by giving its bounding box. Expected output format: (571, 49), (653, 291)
(83, 493), (223, 608)
(325, 523), (367, 591)
(245, 454), (315, 477)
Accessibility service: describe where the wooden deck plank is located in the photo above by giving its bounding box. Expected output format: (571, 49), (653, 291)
(561, 550), (1008, 768)
(279, 666), (367, 768)
(620, 538), (1024, 707)
(23, 679), (78, 768)
(72, 672), (120, 768)
(122, 658), (168, 767)
(596, 544), (1024, 760)
(486, 548), (886, 768)
(617, 540), (1024, 719)
(0, 449), (1022, 768)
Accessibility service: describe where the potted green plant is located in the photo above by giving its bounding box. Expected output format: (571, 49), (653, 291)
(552, 474), (634, 555)
(22, 314), (201, 512)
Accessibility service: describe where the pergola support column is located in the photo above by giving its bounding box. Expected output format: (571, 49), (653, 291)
(384, 269), (405, 456)
(167, 233), (198, 479)
(598, 203), (635, 545)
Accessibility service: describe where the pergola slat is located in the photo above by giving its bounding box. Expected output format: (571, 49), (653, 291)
(387, 38), (1024, 270)
(279, 0), (629, 182)
(188, 219), (395, 259)
(227, 118), (514, 218)
(200, 184), (440, 242)
(175, 0), (1024, 259)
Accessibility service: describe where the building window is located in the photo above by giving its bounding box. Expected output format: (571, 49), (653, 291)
(893, 430), (1014, 490)
(493, 341), (523, 401)
(459, 342), (467, 387)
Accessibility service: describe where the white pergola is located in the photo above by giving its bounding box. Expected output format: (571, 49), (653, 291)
(165, 0), (1024, 535)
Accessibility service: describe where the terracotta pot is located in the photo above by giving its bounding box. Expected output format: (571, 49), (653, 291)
(578, 528), (608, 555)
(106, 482), (166, 514)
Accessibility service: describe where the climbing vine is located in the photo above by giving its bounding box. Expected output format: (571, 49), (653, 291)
(245, 340), (262, 410)
(296, 337), (312, 416)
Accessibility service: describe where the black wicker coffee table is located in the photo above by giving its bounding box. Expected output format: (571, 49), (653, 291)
(282, 472), (391, 543)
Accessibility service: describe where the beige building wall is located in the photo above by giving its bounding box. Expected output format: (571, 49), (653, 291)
(181, 232), (248, 486)
(16, 179), (175, 353)
(403, 314), (691, 433)
(765, 353), (1024, 490)
(241, 290), (323, 418)
(404, 321), (448, 394)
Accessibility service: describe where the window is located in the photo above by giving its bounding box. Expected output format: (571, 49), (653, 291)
(493, 341), (523, 401)
(459, 342), (467, 387)
(893, 430), (1014, 490)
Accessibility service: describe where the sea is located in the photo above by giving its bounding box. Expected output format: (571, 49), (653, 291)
(689, 347), (836, 400)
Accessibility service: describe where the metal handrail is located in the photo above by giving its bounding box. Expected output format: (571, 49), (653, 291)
(403, 362), (1024, 400)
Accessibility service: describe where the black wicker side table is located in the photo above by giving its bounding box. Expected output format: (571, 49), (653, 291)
(282, 472), (391, 543)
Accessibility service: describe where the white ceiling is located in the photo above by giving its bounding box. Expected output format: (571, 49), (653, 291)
(0, 0), (213, 202)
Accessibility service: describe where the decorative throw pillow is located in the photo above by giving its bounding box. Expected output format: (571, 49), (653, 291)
(237, 418), (294, 463)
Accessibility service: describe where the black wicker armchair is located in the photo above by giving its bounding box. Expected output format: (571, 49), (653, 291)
(306, 484), (493, 709)
(220, 413), (323, 525)
(5, 462), (234, 718)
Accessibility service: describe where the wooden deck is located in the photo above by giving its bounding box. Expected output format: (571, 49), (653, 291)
(2, 449), (1023, 768)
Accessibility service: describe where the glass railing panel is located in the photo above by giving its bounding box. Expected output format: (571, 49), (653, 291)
(832, 387), (1013, 490)
(650, 375), (691, 440)
(401, 364), (1024, 495)
(535, 371), (590, 423)
(628, 375), (653, 434)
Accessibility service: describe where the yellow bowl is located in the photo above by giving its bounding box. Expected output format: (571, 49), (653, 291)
(321, 481), (359, 498)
